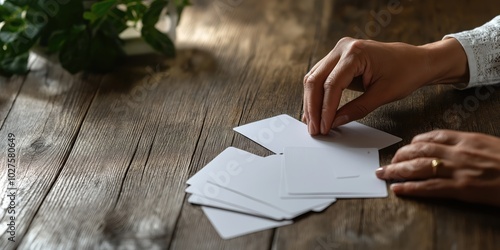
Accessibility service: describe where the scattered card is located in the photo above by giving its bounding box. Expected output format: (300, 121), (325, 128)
(189, 194), (264, 217)
(202, 206), (292, 240)
(187, 184), (290, 220)
(209, 155), (336, 218)
(186, 147), (262, 187)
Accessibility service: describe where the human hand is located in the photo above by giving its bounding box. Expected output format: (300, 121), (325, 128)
(376, 130), (500, 207)
(302, 37), (469, 135)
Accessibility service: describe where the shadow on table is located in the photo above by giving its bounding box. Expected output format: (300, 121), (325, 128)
(401, 196), (500, 219)
(100, 48), (218, 94)
(374, 84), (500, 141)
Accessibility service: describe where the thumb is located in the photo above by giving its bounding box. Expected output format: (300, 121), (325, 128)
(331, 89), (387, 128)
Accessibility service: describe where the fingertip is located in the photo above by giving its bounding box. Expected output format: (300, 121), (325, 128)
(411, 133), (426, 144)
(390, 156), (398, 164)
(320, 118), (329, 135)
(375, 167), (385, 178)
(308, 122), (318, 135)
(331, 115), (349, 128)
(312, 121), (319, 135)
(303, 73), (310, 84)
(391, 149), (403, 163)
(390, 183), (404, 193)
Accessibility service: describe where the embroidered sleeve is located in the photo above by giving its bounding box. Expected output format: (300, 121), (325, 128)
(444, 15), (500, 89)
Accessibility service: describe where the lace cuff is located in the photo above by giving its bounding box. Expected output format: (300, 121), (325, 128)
(443, 15), (500, 89)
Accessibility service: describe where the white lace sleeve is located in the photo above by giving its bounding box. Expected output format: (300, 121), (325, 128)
(444, 15), (500, 89)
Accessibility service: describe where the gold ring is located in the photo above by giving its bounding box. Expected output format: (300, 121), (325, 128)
(431, 159), (442, 177)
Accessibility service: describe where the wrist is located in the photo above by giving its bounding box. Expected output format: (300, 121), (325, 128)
(419, 38), (469, 86)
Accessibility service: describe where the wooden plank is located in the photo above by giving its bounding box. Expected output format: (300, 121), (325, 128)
(0, 59), (100, 249)
(171, 0), (320, 249)
(13, 0), (297, 248)
(0, 76), (24, 129)
(14, 55), (209, 248)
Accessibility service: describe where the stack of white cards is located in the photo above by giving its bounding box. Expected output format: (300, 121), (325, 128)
(185, 114), (401, 239)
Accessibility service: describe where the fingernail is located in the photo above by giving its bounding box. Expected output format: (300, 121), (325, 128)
(390, 183), (402, 192)
(375, 167), (385, 177)
(320, 119), (327, 134)
(309, 123), (317, 135)
(332, 115), (349, 128)
(311, 122), (318, 135)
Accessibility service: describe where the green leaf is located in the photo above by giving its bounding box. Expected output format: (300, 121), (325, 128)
(142, 0), (168, 27)
(39, 0), (84, 33)
(107, 8), (128, 34)
(84, 0), (117, 23)
(7, 0), (30, 7)
(85, 0), (127, 40)
(1, 18), (26, 32)
(1, 31), (35, 56)
(0, 2), (20, 22)
(59, 25), (91, 74)
(0, 31), (19, 43)
(90, 8), (127, 38)
(0, 6), (40, 73)
(24, 8), (47, 38)
(125, 1), (147, 22)
(175, 0), (190, 20)
(83, 11), (98, 22)
(71, 24), (87, 35)
(47, 30), (66, 53)
(141, 26), (175, 57)
(0, 51), (29, 76)
(88, 31), (125, 72)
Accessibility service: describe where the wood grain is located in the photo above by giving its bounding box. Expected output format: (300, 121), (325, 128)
(0, 59), (100, 249)
(171, 0), (317, 249)
(0, 0), (499, 249)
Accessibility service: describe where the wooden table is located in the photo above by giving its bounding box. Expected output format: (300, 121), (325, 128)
(1, 0), (500, 249)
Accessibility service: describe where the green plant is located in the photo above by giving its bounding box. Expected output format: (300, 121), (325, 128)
(0, 0), (189, 76)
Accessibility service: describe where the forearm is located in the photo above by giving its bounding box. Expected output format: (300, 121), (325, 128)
(417, 15), (500, 88)
(420, 38), (470, 86)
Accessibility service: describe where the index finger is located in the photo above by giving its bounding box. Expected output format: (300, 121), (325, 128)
(303, 53), (341, 135)
(320, 55), (361, 134)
